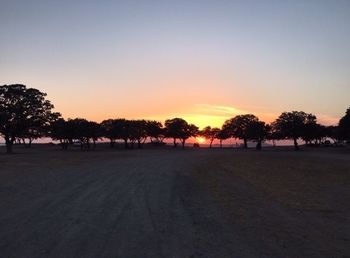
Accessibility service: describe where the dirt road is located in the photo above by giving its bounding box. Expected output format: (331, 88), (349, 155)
(0, 147), (349, 257)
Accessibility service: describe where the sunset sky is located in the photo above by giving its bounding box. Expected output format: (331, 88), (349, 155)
(1, 0), (349, 128)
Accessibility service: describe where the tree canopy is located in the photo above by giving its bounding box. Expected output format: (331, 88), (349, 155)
(272, 111), (317, 150)
(223, 114), (259, 148)
(0, 84), (59, 153)
(200, 126), (220, 148)
(165, 118), (198, 148)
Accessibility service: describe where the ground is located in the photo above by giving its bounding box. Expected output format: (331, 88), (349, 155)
(0, 145), (349, 258)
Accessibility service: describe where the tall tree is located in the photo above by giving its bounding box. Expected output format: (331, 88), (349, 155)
(0, 84), (57, 153)
(273, 111), (317, 150)
(223, 114), (259, 148)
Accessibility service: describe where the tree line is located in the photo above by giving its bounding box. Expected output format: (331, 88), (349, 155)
(1, 84), (349, 154)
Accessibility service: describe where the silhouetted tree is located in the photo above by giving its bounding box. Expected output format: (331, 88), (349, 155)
(223, 114), (259, 148)
(88, 121), (101, 150)
(216, 127), (230, 148)
(200, 126), (220, 148)
(50, 118), (100, 150)
(101, 119), (129, 148)
(67, 119), (87, 150)
(267, 124), (283, 147)
(18, 112), (60, 148)
(146, 120), (165, 144)
(101, 119), (117, 148)
(128, 120), (148, 149)
(50, 118), (69, 149)
(0, 84), (57, 153)
(325, 125), (340, 144)
(273, 111), (317, 150)
(246, 121), (270, 150)
(338, 108), (350, 142)
(302, 123), (327, 145)
(165, 118), (185, 147)
(165, 118), (198, 148)
(180, 124), (199, 148)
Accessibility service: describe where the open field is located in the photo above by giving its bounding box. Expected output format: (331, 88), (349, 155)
(0, 146), (349, 258)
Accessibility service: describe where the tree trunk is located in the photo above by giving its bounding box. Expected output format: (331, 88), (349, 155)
(92, 140), (96, 150)
(87, 138), (91, 150)
(181, 139), (185, 149)
(210, 139), (214, 148)
(110, 139), (115, 148)
(220, 139), (223, 148)
(256, 140), (262, 150)
(293, 138), (299, 150)
(124, 139), (128, 149)
(28, 138), (33, 148)
(137, 140), (141, 149)
(243, 138), (248, 149)
(173, 138), (177, 147)
(5, 137), (13, 154)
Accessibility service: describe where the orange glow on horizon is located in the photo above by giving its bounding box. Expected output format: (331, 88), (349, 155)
(196, 137), (206, 144)
(57, 103), (340, 129)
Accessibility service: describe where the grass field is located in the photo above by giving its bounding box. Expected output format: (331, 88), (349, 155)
(0, 145), (349, 257)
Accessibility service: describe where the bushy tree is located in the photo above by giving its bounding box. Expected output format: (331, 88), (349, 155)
(273, 111), (317, 150)
(0, 84), (58, 153)
(50, 118), (71, 150)
(246, 121), (270, 150)
(128, 120), (148, 149)
(223, 114), (259, 148)
(200, 126), (220, 148)
(101, 119), (129, 148)
(50, 118), (100, 150)
(165, 118), (198, 148)
(216, 127), (230, 148)
(18, 112), (61, 148)
(302, 123), (327, 145)
(325, 125), (340, 143)
(146, 120), (165, 144)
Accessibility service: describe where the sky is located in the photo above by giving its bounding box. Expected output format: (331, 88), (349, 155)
(1, 0), (349, 128)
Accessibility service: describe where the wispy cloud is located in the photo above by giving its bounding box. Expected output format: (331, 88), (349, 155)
(194, 104), (246, 116)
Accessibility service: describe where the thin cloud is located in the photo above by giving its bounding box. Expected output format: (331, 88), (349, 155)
(194, 104), (246, 116)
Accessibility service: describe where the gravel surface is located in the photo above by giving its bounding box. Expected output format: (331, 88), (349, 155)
(0, 146), (349, 258)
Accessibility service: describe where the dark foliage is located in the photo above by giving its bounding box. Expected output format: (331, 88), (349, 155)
(0, 84), (59, 153)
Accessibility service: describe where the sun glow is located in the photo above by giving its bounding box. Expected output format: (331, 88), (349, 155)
(196, 137), (206, 144)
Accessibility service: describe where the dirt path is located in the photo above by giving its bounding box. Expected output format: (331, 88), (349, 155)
(0, 147), (349, 257)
